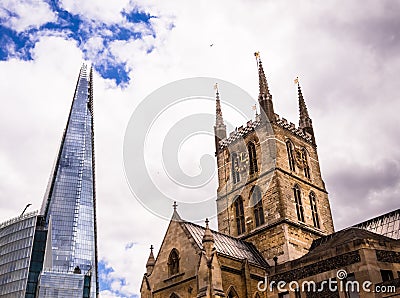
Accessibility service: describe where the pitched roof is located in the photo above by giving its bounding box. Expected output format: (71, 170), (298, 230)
(182, 221), (269, 268)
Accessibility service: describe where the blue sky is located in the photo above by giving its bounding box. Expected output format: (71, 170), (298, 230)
(0, 0), (168, 86)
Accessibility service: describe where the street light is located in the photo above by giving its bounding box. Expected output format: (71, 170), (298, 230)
(20, 203), (32, 217)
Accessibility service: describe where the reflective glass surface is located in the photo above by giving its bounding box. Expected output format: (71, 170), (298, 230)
(0, 212), (37, 297)
(40, 64), (97, 296)
(37, 271), (85, 297)
(354, 209), (400, 240)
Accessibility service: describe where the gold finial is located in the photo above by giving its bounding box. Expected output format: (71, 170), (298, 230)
(254, 51), (260, 59)
(294, 76), (299, 85)
(173, 201), (178, 211)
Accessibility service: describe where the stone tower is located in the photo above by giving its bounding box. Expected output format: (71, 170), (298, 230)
(215, 54), (334, 264)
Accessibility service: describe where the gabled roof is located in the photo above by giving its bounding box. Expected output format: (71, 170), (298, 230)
(182, 221), (269, 268)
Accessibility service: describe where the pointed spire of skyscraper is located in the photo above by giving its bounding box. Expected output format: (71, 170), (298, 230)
(214, 83), (227, 155)
(296, 77), (316, 144)
(255, 52), (275, 122)
(39, 63), (99, 296)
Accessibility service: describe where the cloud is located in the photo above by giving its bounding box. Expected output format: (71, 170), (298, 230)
(0, 0), (56, 32)
(0, 0), (174, 86)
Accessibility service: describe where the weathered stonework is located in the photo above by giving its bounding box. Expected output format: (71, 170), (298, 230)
(140, 56), (400, 298)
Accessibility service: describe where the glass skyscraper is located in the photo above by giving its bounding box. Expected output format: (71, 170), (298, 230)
(0, 64), (98, 297)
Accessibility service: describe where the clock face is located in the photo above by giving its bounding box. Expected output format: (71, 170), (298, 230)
(294, 147), (305, 169)
(237, 151), (249, 173)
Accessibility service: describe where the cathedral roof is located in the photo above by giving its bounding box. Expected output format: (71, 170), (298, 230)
(182, 221), (269, 268)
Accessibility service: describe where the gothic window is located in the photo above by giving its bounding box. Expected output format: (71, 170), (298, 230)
(170, 294), (180, 298)
(234, 196), (245, 235)
(231, 153), (241, 184)
(309, 192), (320, 229)
(302, 148), (311, 179)
(168, 249), (179, 276)
(248, 141), (258, 175)
(293, 184), (305, 222)
(286, 140), (295, 171)
(227, 287), (239, 298)
(251, 186), (264, 227)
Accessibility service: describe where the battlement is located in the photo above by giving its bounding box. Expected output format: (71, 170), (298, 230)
(219, 116), (262, 149)
(218, 113), (313, 150)
(274, 113), (313, 144)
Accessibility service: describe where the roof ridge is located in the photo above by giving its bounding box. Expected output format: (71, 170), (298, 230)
(182, 220), (251, 244)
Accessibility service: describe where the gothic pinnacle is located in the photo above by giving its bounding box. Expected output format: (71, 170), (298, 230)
(254, 52), (275, 122)
(296, 78), (311, 129)
(295, 77), (316, 144)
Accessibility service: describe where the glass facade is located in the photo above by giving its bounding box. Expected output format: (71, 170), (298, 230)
(39, 64), (98, 297)
(0, 212), (37, 297)
(37, 271), (90, 297)
(354, 209), (400, 240)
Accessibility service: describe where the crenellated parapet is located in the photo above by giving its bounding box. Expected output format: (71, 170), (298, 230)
(218, 117), (262, 150)
(274, 113), (314, 144)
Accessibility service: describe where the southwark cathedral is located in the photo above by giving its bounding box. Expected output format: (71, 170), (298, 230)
(140, 55), (400, 298)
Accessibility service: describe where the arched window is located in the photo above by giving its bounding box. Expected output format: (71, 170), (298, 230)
(248, 141), (258, 175)
(302, 148), (310, 179)
(170, 294), (180, 298)
(234, 196), (245, 235)
(286, 141), (295, 171)
(251, 186), (264, 227)
(293, 185), (304, 222)
(309, 192), (320, 229)
(231, 153), (240, 184)
(227, 287), (239, 298)
(168, 249), (179, 276)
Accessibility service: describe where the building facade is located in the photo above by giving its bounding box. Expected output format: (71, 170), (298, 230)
(141, 54), (400, 298)
(0, 64), (98, 297)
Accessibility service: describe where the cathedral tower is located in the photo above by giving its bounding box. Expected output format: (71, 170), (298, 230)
(215, 54), (334, 264)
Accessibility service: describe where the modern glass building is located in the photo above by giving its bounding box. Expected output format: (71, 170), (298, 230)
(0, 64), (98, 297)
(0, 212), (38, 297)
(354, 208), (400, 240)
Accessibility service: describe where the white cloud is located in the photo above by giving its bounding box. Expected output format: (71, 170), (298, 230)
(0, 0), (56, 32)
(59, 0), (130, 23)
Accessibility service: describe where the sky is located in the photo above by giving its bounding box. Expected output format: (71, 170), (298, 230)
(0, 0), (399, 297)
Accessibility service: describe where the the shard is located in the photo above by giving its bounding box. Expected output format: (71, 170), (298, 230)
(38, 64), (98, 297)
(0, 64), (98, 297)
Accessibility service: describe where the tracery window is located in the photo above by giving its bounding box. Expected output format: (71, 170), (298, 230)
(302, 148), (311, 179)
(251, 186), (264, 227)
(294, 184), (305, 222)
(168, 249), (179, 276)
(286, 141), (295, 171)
(309, 192), (320, 228)
(234, 196), (245, 235)
(231, 153), (240, 184)
(248, 141), (258, 175)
